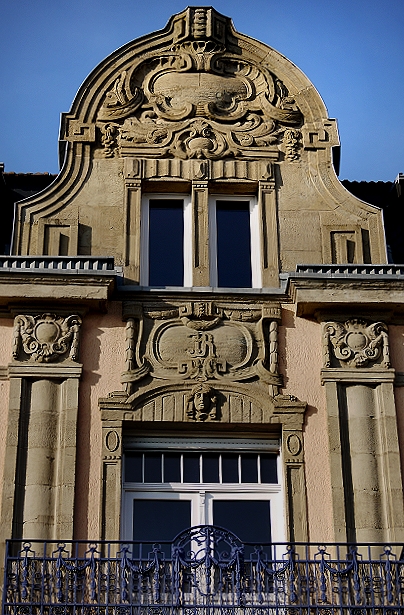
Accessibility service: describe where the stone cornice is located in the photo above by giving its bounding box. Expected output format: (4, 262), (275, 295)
(7, 362), (83, 378)
(0, 271), (118, 315)
(287, 269), (404, 321)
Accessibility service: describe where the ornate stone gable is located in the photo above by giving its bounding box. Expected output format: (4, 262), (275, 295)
(96, 8), (302, 161)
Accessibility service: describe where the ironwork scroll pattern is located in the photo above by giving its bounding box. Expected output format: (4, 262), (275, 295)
(4, 528), (404, 614)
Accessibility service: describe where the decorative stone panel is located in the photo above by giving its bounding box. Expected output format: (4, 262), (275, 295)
(323, 319), (390, 369)
(121, 300), (282, 404)
(94, 7), (302, 162)
(12, 313), (82, 363)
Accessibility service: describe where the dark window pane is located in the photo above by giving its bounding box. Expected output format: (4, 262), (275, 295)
(222, 454), (239, 483)
(133, 499), (191, 555)
(202, 453), (220, 483)
(216, 201), (251, 288)
(183, 453), (200, 483)
(260, 454), (278, 483)
(125, 453), (142, 482)
(144, 453), (162, 483)
(149, 200), (183, 286)
(213, 500), (271, 548)
(241, 454), (258, 483)
(164, 453), (181, 482)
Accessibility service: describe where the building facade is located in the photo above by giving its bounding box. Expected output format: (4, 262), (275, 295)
(1, 7), (404, 612)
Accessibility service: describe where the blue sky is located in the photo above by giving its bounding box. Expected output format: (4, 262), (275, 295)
(1, 0), (403, 180)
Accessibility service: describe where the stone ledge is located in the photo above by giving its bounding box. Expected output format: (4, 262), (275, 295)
(0, 273), (117, 314)
(8, 362), (83, 378)
(321, 368), (395, 384)
(287, 271), (404, 320)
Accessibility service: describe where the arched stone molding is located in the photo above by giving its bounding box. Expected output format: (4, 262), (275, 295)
(13, 143), (93, 256)
(99, 386), (307, 544)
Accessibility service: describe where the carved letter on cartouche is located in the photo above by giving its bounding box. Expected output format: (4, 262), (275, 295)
(12, 313), (82, 363)
(323, 319), (390, 368)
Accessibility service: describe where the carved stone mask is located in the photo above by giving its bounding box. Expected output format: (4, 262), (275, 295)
(194, 391), (209, 411)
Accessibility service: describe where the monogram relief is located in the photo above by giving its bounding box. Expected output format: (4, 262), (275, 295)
(323, 319), (390, 368)
(153, 315), (251, 381)
(122, 301), (282, 392)
(12, 313), (82, 363)
(178, 331), (227, 380)
(96, 9), (302, 161)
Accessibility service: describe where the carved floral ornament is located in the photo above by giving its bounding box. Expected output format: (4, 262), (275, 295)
(323, 319), (390, 369)
(96, 24), (303, 162)
(12, 313), (82, 363)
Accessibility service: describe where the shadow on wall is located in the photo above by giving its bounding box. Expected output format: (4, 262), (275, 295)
(74, 322), (102, 539)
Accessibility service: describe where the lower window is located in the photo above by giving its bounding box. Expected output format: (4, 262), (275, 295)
(122, 438), (284, 546)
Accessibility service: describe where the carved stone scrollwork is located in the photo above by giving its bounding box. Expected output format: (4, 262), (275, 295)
(121, 300), (283, 395)
(12, 313), (82, 363)
(323, 319), (390, 368)
(179, 301), (222, 330)
(123, 317), (150, 397)
(186, 383), (218, 421)
(96, 9), (302, 161)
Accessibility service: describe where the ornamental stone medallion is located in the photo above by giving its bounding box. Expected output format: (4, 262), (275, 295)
(323, 319), (390, 368)
(120, 301), (283, 416)
(12, 313), (82, 363)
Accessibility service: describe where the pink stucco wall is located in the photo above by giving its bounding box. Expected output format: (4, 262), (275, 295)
(387, 325), (404, 490)
(0, 320), (14, 518)
(279, 307), (334, 542)
(74, 302), (125, 539)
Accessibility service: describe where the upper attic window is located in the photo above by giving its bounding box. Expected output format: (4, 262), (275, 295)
(209, 196), (261, 289)
(140, 195), (192, 287)
(141, 194), (261, 289)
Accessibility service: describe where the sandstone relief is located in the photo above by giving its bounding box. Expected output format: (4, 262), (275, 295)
(186, 383), (218, 421)
(12, 313), (82, 363)
(123, 301), (279, 381)
(96, 8), (302, 161)
(323, 319), (390, 368)
(121, 301), (283, 401)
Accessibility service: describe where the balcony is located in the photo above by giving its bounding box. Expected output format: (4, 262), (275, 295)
(3, 526), (404, 613)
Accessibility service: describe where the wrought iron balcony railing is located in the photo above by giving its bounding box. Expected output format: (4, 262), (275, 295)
(3, 526), (404, 614)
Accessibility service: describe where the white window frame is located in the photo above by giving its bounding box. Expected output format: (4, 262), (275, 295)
(208, 195), (262, 289)
(122, 437), (285, 543)
(140, 194), (193, 287)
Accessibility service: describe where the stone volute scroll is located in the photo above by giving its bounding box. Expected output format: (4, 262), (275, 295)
(323, 319), (390, 369)
(12, 313), (82, 363)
